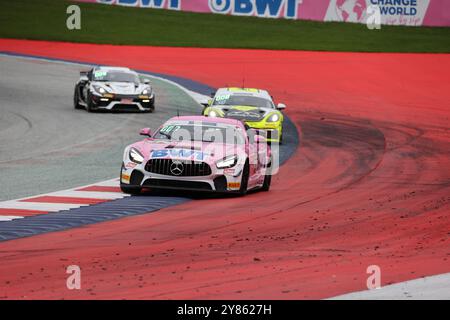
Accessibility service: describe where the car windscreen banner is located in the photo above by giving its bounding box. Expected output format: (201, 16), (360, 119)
(75, 0), (450, 26)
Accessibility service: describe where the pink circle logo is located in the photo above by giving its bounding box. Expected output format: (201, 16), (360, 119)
(335, 0), (367, 22)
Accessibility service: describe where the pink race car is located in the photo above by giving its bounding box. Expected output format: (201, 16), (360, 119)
(120, 116), (272, 195)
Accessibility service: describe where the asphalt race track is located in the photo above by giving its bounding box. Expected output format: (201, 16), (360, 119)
(0, 55), (202, 201)
(0, 55), (298, 203)
(0, 40), (449, 299)
(0, 54), (299, 241)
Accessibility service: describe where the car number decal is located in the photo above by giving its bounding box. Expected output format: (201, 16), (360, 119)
(94, 70), (107, 78)
(215, 94), (230, 101)
(160, 125), (181, 134)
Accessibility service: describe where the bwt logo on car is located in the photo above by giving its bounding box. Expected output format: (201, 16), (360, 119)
(97, 0), (181, 10)
(209, 0), (303, 19)
(151, 149), (207, 161)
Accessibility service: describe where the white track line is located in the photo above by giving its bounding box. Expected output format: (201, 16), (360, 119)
(48, 190), (128, 200)
(0, 53), (210, 106)
(330, 272), (450, 300)
(0, 216), (24, 222)
(0, 178), (120, 203)
(0, 201), (88, 212)
(92, 179), (121, 187)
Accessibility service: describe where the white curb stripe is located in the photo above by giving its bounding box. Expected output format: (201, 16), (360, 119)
(0, 179), (123, 219)
(48, 190), (129, 200)
(91, 179), (121, 187)
(329, 272), (450, 300)
(0, 216), (24, 222)
(0, 201), (88, 212)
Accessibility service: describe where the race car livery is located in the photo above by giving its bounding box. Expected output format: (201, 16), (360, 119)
(202, 87), (286, 143)
(74, 66), (155, 112)
(120, 116), (273, 195)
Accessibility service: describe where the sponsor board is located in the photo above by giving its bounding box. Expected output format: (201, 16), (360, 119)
(76, 0), (450, 26)
(93, 0), (181, 10)
(324, 0), (431, 26)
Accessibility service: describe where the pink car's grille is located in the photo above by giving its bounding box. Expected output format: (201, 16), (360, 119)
(145, 159), (212, 177)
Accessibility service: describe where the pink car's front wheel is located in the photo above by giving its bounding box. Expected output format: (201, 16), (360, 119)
(237, 160), (250, 196)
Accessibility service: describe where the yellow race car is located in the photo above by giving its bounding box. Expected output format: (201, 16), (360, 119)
(202, 87), (287, 143)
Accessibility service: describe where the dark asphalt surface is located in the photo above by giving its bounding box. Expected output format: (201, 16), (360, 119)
(0, 55), (298, 202)
(0, 56), (202, 200)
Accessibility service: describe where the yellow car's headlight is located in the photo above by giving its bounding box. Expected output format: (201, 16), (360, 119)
(267, 113), (280, 123)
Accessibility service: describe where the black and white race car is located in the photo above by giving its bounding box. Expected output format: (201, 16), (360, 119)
(74, 66), (155, 112)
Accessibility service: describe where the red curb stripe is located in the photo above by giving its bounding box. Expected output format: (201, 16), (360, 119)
(20, 196), (107, 205)
(77, 186), (122, 193)
(0, 208), (49, 217)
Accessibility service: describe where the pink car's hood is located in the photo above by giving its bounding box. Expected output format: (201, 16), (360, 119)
(130, 139), (245, 164)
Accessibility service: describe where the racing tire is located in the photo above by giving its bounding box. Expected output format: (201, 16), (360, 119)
(238, 160), (250, 196)
(150, 97), (155, 112)
(86, 92), (94, 113)
(144, 99), (155, 113)
(73, 87), (82, 110)
(261, 171), (272, 192)
(261, 157), (272, 192)
(120, 184), (142, 195)
(278, 125), (284, 144)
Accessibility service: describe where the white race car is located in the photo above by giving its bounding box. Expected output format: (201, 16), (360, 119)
(74, 66), (155, 112)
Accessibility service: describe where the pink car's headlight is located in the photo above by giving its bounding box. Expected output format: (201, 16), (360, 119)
(129, 148), (144, 164)
(216, 155), (238, 169)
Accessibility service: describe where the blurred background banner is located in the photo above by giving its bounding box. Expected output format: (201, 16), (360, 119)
(76, 0), (450, 26)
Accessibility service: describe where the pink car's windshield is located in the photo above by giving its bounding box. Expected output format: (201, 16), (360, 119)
(153, 123), (246, 145)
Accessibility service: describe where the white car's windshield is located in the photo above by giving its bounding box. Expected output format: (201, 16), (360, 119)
(153, 123), (246, 145)
(93, 70), (139, 83)
(213, 94), (274, 109)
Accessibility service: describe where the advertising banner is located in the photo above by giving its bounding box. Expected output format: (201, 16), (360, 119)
(76, 0), (450, 26)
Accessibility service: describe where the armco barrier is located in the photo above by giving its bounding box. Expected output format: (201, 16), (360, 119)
(76, 0), (450, 26)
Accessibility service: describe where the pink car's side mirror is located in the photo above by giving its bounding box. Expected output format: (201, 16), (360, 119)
(139, 128), (152, 137)
(254, 135), (266, 143)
